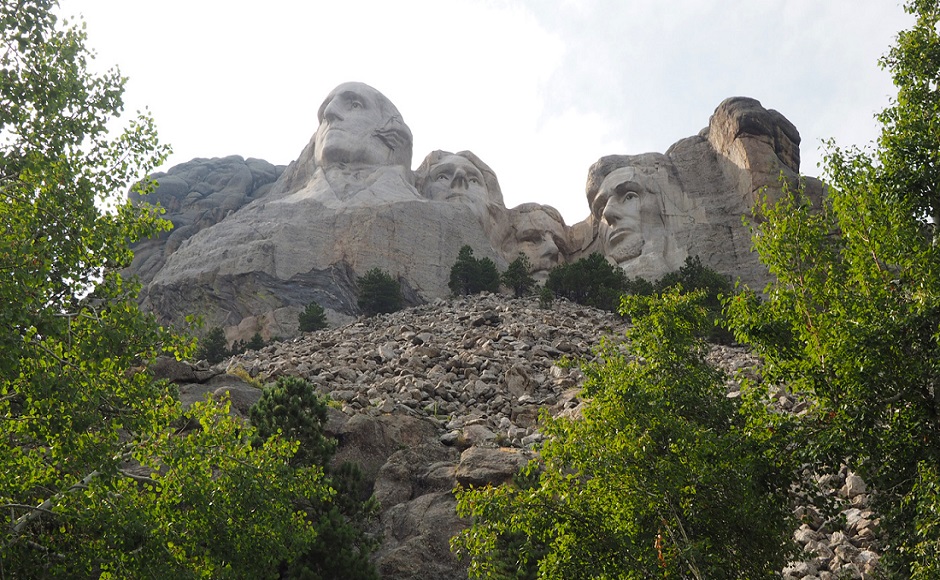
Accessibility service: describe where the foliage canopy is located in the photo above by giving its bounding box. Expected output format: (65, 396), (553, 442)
(725, 1), (940, 575)
(501, 253), (537, 298)
(544, 252), (627, 311)
(455, 289), (798, 579)
(299, 300), (329, 332)
(0, 3), (336, 576)
(250, 377), (380, 579)
(449, 245), (502, 297)
(357, 267), (404, 316)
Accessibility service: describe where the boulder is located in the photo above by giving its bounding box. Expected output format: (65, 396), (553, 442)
(455, 446), (533, 487)
(373, 491), (467, 580)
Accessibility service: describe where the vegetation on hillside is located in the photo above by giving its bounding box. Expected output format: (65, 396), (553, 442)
(725, 1), (940, 574)
(454, 2), (940, 577)
(0, 3), (366, 576)
(454, 290), (798, 578)
(450, 245), (502, 296)
(357, 267), (404, 316)
(250, 377), (380, 579)
(299, 300), (329, 332)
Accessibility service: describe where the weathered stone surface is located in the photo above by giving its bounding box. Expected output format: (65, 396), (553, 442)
(577, 96), (825, 284)
(332, 414), (441, 484)
(455, 446), (533, 487)
(171, 293), (881, 579)
(128, 155), (283, 284)
(496, 202), (570, 282)
(136, 85), (511, 342)
(373, 444), (459, 508)
(128, 88), (824, 344)
(374, 491), (467, 580)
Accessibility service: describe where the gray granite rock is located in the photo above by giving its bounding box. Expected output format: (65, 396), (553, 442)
(577, 96), (825, 285)
(172, 293), (881, 579)
(127, 86), (824, 345)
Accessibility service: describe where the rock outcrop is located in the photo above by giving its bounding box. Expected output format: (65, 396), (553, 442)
(573, 96), (824, 283)
(159, 294), (882, 579)
(127, 84), (824, 345)
(129, 156), (284, 284)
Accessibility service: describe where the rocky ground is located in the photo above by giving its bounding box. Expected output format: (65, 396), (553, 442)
(162, 293), (881, 579)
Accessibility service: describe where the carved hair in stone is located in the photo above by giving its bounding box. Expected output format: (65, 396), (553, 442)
(273, 82), (420, 207)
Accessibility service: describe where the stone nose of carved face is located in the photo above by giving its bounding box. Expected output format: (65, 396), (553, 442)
(603, 197), (629, 226)
(321, 98), (344, 123)
(451, 168), (469, 190)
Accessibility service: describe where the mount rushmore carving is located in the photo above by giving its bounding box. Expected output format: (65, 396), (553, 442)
(128, 82), (821, 342)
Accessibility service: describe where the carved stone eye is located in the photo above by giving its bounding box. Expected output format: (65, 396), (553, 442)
(437, 174), (450, 181)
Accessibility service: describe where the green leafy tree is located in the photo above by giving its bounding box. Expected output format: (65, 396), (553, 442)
(250, 377), (379, 579)
(454, 289), (798, 578)
(246, 331), (265, 351)
(544, 252), (627, 311)
(449, 245), (501, 296)
(537, 285), (553, 309)
(501, 253), (537, 298)
(299, 300), (329, 332)
(357, 267), (404, 316)
(655, 255), (733, 343)
(877, 0), (940, 227)
(726, 2), (940, 575)
(0, 4), (330, 576)
(196, 325), (229, 364)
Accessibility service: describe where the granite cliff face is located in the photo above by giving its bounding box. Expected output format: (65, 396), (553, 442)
(571, 96), (823, 282)
(127, 84), (822, 343)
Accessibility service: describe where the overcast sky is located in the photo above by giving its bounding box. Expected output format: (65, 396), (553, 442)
(59, 0), (913, 225)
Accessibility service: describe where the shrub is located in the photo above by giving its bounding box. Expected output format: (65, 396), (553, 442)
(538, 285), (554, 309)
(654, 255), (733, 343)
(299, 301), (329, 332)
(357, 267), (404, 316)
(449, 245), (502, 296)
(196, 326), (229, 364)
(250, 376), (337, 468)
(246, 331), (265, 351)
(545, 253), (627, 311)
(250, 377), (379, 578)
(502, 253), (537, 298)
(454, 289), (798, 577)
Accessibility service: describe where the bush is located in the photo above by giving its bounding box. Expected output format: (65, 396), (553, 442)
(545, 253), (627, 311)
(449, 245), (502, 296)
(538, 285), (554, 309)
(299, 301), (329, 332)
(654, 255), (733, 343)
(196, 326), (229, 364)
(250, 377), (379, 578)
(250, 376), (337, 468)
(357, 267), (404, 316)
(502, 253), (537, 298)
(454, 289), (798, 577)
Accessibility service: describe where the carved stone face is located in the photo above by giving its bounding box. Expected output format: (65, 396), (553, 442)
(513, 209), (567, 276)
(314, 82), (392, 168)
(421, 154), (489, 205)
(597, 167), (663, 265)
